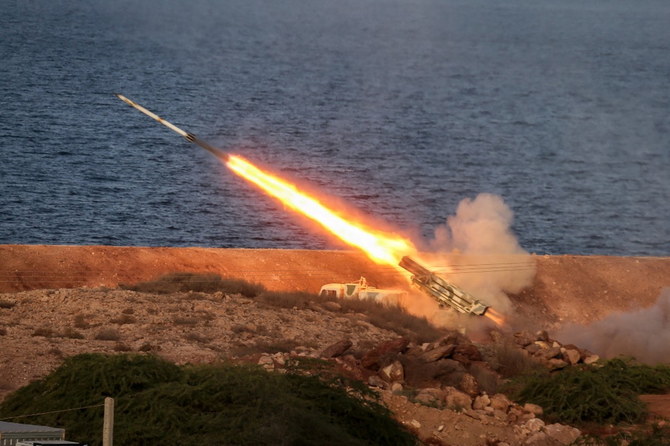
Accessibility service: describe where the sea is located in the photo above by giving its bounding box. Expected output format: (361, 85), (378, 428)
(1, 0), (668, 256)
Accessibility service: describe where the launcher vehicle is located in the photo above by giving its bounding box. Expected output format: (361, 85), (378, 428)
(399, 256), (489, 316)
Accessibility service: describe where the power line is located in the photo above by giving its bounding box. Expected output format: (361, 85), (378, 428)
(0, 403), (104, 422)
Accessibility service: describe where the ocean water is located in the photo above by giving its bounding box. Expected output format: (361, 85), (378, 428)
(1, 0), (668, 255)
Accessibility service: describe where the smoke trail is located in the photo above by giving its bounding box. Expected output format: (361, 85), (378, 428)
(426, 193), (536, 314)
(557, 288), (670, 364)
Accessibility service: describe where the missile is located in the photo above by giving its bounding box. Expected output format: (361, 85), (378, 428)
(115, 94), (227, 160)
(399, 256), (489, 316)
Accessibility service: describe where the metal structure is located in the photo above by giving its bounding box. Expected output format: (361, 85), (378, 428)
(399, 256), (489, 316)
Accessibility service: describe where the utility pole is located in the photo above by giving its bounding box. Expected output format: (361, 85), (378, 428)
(103, 397), (114, 446)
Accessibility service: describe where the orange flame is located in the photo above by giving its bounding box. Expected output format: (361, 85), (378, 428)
(226, 155), (415, 265)
(484, 308), (506, 326)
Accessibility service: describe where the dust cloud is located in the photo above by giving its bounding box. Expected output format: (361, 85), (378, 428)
(398, 193), (536, 330)
(557, 288), (670, 364)
(425, 193), (536, 314)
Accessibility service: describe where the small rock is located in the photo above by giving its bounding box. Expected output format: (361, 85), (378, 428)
(391, 382), (404, 394)
(490, 393), (512, 413)
(415, 387), (444, 407)
(584, 354), (600, 365)
(410, 419), (421, 429)
(514, 331), (534, 347)
(544, 424), (581, 445)
(523, 403), (543, 416)
(535, 330), (549, 342)
(444, 386), (473, 411)
(258, 354), (274, 370)
(525, 343), (541, 355)
(547, 358), (569, 370)
(367, 375), (387, 388)
(538, 346), (562, 360)
(473, 393), (491, 410)
(533, 340), (552, 350)
(524, 417), (545, 433)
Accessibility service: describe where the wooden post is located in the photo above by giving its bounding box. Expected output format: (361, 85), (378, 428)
(103, 397), (114, 446)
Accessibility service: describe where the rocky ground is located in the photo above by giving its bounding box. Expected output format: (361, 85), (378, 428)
(0, 245), (669, 445)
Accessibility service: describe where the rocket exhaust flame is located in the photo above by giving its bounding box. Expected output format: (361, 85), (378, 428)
(226, 155), (414, 265)
(116, 94), (507, 326)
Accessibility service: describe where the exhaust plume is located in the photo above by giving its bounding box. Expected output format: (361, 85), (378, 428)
(557, 288), (670, 364)
(426, 193), (536, 314)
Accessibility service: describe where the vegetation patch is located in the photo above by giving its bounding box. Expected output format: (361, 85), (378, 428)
(258, 291), (442, 344)
(0, 353), (417, 446)
(121, 273), (265, 297)
(508, 358), (670, 425)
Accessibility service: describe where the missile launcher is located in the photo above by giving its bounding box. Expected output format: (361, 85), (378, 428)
(399, 256), (489, 316)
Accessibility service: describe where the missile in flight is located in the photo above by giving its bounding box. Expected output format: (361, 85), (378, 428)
(115, 94), (227, 160)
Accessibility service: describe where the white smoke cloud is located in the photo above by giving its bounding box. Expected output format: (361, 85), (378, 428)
(557, 288), (670, 364)
(425, 193), (536, 314)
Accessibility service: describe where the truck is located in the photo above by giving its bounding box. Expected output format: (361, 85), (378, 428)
(319, 277), (405, 304)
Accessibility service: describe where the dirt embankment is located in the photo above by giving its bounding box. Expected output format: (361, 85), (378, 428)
(1, 245), (668, 327)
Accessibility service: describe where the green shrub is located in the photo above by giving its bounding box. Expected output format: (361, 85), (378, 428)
(121, 273), (265, 297)
(510, 358), (670, 425)
(0, 353), (417, 446)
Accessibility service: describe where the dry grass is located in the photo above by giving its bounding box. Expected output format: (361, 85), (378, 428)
(110, 314), (137, 325)
(121, 273), (265, 297)
(231, 339), (318, 357)
(32, 327), (56, 337)
(483, 341), (545, 378)
(257, 290), (442, 343)
(73, 314), (90, 329)
(94, 328), (121, 341)
(184, 333), (212, 344)
(113, 342), (133, 352)
(60, 327), (85, 339)
(173, 316), (198, 326)
(0, 300), (16, 309)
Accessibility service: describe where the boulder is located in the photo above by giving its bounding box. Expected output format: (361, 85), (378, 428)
(361, 338), (409, 369)
(525, 343), (541, 355)
(458, 373), (479, 396)
(544, 424), (581, 445)
(414, 387), (445, 408)
(452, 343), (483, 365)
(514, 331), (535, 347)
(537, 346), (562, 360)
(524, 432), (549, 446)
(379, 360), (405, 383)
(419, 344), (456, 362)
(444, 386), (473, 411)
(320, 339), (352, 358)
(562, 348), (581, 365)
(535, 330), (549, 342)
